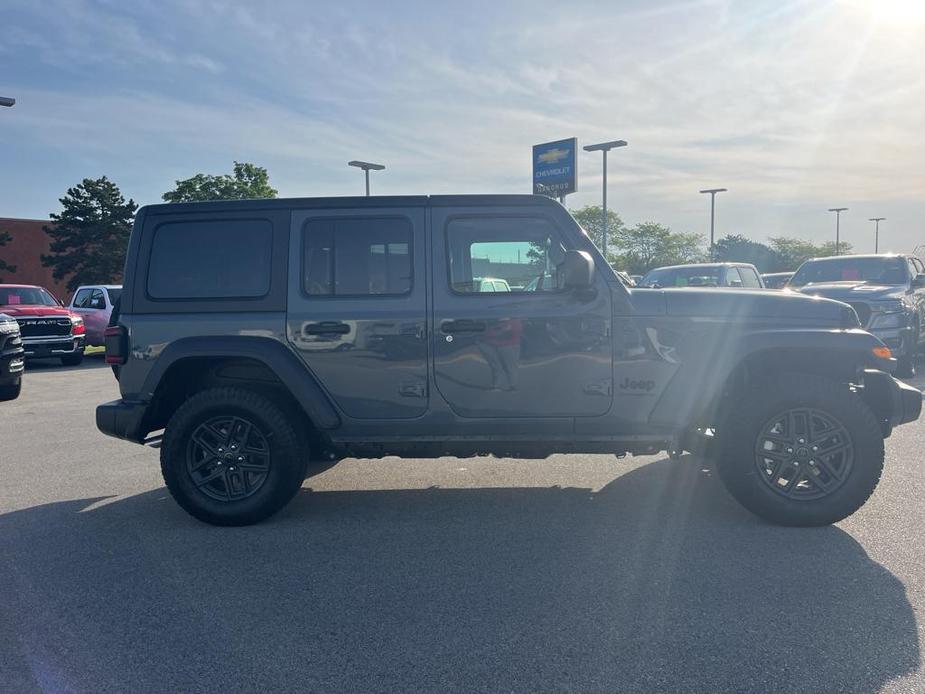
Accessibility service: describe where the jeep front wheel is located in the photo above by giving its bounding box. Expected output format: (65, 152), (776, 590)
(718, 374), (884, 527)
(161, 387), (308, 526)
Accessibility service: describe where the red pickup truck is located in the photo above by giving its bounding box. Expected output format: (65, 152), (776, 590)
(0, 284), (86, 366)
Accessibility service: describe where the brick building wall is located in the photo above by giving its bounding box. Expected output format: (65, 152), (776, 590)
(0, 218), (72, 301)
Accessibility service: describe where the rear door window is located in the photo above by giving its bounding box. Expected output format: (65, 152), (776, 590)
(72, 288), (93, 307)
(739, 267), (762, 288)
(725, 267), (743, 287)
(302, 217), (412, 297)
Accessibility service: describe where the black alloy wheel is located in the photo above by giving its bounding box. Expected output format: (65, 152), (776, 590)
(187, 415), (272, 502)
(753, 408), (853, 501)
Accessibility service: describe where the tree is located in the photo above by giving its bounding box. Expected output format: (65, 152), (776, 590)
(612, 222), (705, 274)
(42, 177), (138, 293)
(0, 230), (16, 281)
(713, 234), (780, 272)
(163, 161), (277, 202)
(769, 237), (853, 271)
(569, 205), (625, 259)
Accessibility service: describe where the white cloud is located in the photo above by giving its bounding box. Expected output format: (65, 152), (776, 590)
(2, 0), (923, 250)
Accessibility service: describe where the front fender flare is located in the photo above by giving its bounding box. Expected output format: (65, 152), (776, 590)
(647, 328), (890, 429)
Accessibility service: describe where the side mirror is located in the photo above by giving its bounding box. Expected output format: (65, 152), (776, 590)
(563, 250), (595, 290)
(913, 274), (925, 289)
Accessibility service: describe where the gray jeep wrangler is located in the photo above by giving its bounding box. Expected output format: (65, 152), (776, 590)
(97, 195), (921, 526)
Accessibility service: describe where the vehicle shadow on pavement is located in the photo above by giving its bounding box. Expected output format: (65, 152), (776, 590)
(24, 354), (109, 374)
(0, 458), (918, 693)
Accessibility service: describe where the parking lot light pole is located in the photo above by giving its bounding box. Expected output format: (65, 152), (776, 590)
(869, 217), (885, 254)
(347, 160), (385, 196)
(583, 140), (627, 261)
(699, 188), (727, 261)
(828, 207), (848, 255)
(0, 96), (15, 108)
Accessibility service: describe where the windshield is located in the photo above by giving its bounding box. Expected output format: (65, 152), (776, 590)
(0, 286), (60, 306)
(640, 267), (723, 288)
(790, 257), (908, 287)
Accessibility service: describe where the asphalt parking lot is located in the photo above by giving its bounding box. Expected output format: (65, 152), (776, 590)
(2, 357), (924, 693)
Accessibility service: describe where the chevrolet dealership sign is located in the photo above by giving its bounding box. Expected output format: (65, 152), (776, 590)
(532, 138), (577, 197)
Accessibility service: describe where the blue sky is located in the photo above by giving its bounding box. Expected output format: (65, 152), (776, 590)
(2, 0), (924, 252)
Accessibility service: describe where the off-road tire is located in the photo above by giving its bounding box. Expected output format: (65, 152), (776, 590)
(718, 373), (884, 527)
(0, 378), (21, 401)
(161, 387), (308, 526)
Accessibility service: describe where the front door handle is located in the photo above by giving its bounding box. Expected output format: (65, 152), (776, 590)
(442, 319), (486, 334)
(304, 321), (351, 336)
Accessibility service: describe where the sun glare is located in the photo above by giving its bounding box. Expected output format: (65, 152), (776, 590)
(843, 0), (925, 25)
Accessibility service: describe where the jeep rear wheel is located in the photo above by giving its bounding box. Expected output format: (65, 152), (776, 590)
(161, 387), (307, 526)
(718, 374), (884, 526)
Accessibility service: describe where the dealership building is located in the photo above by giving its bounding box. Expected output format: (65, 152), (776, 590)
(0, 218), (71, 300)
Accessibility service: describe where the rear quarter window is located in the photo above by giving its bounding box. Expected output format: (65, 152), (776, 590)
(147, 219), (272, 299)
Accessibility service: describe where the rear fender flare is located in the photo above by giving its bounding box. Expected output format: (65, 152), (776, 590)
(140, 336), (340, 429)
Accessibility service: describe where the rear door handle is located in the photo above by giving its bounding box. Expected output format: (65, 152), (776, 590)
(304, 321), (351, 335)
(442, 319), (486, 334)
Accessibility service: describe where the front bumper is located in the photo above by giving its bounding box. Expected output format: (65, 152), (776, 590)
(861, 369), (922, 434)
(0, 345), (25, 385)
(23, 335), (85, 359)
(96, 399), (148, 443)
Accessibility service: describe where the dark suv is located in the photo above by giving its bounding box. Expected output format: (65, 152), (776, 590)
(789, 254), (925, 378)
(97, 195), (921, 527)
(0, 313), (24, 401)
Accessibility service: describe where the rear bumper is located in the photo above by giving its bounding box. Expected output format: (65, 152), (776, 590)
(96, 399), (147, 443)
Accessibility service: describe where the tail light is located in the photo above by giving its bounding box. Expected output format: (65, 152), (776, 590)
(104, 325), (127, 365)
(70, 315), (86, 336)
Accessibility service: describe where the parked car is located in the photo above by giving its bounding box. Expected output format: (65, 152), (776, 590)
(639, 263), (765, 289)
(97, 194), (919, 527)
(762, 272), (794, 289)
(0, 313), (25, 401)
(68, 285), (122, 346)
(0, 284), (86, 366)
(471, 277), (511, 293)
(789, 254), (925, 377)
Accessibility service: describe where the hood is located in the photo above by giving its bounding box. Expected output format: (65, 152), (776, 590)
(0, 305), (73, 318)
(631, 287), (851, 325)
(795, 282), (906, 302)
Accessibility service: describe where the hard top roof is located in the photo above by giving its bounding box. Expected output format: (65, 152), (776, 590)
(139, 194), (560, 216)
